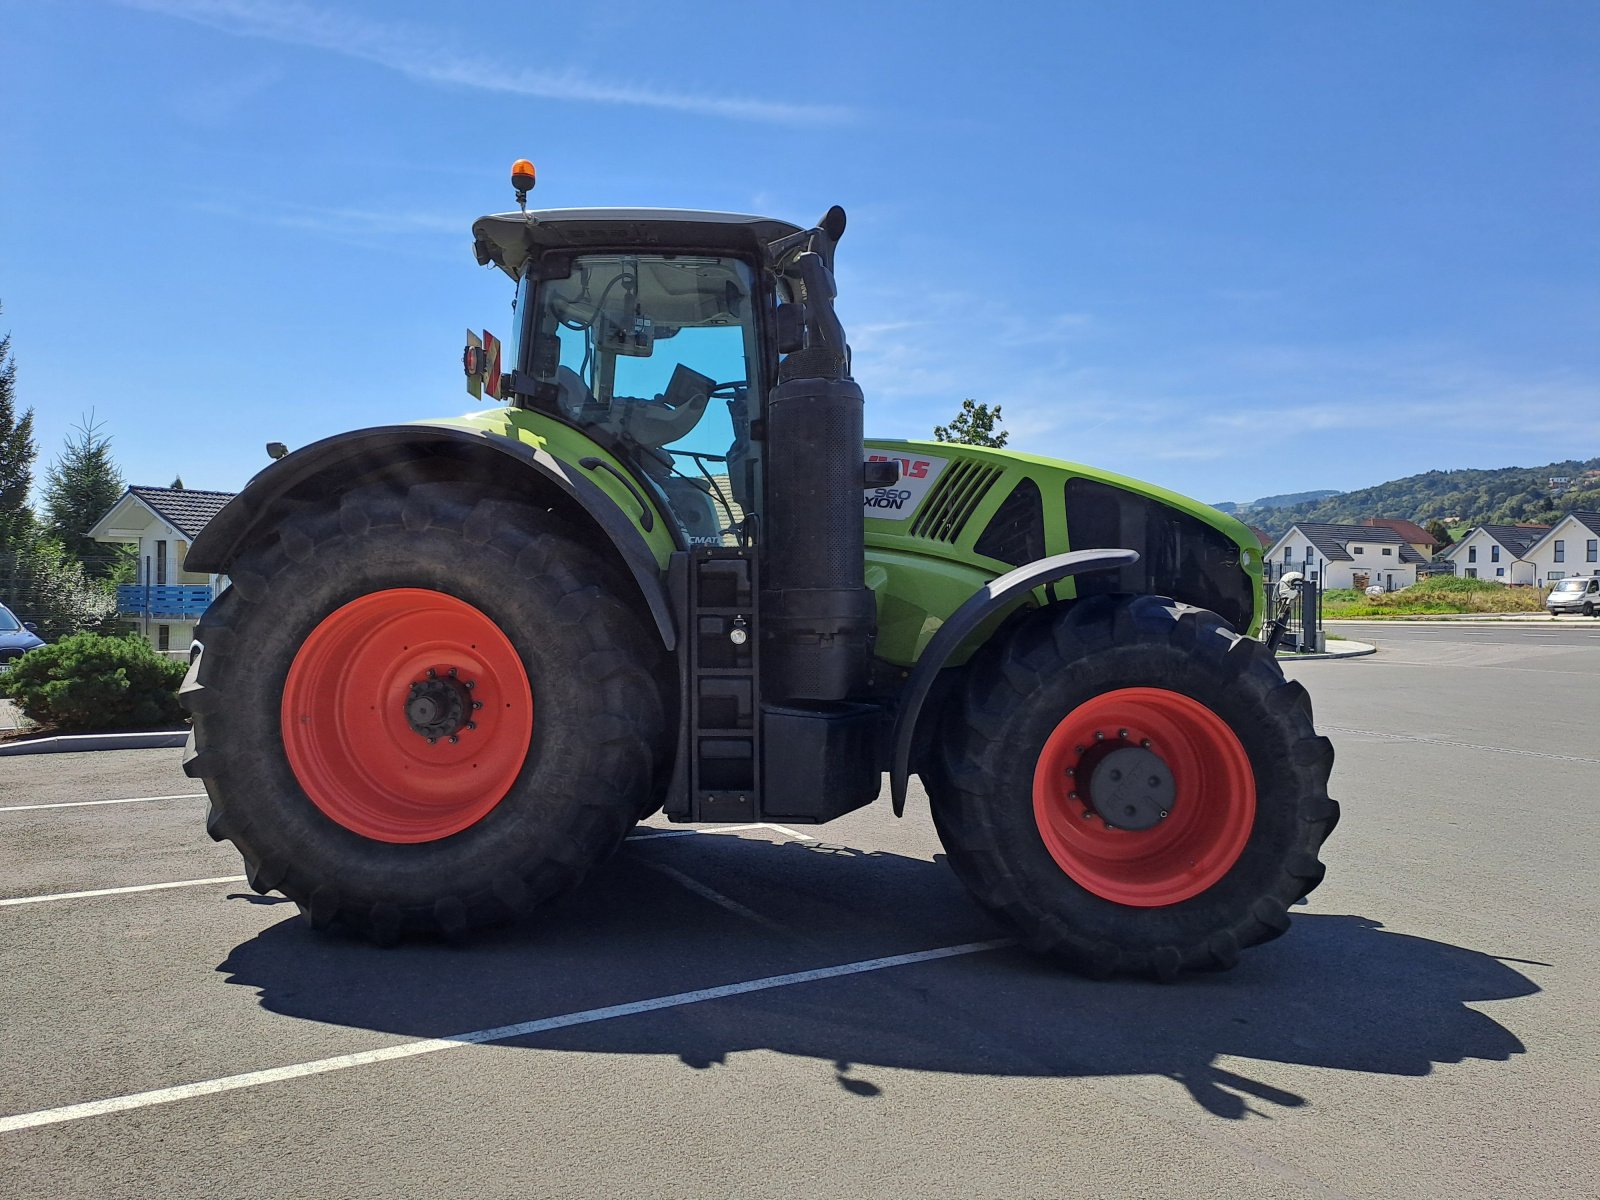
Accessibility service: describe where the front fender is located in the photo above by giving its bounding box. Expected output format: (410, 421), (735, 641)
(889, 548), (1139, 815)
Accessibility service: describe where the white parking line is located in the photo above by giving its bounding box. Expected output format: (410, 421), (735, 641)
(645, 862), (789, 933)
(0, 876), (247, 907)
(626, 822), (815, 842)
(1325, 726), (1600, 766)
(0, 793), (206, 813)
(0, 938), (1010, 1134)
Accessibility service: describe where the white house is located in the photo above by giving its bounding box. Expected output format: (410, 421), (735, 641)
(87, 485), (236, 656)
(1523, 512), (1600, 585)
(1437, 524), (1550, 585)
(1264, 523), (1425, 591)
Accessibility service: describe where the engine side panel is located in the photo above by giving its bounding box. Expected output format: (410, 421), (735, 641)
(863, 438), (1263, 667)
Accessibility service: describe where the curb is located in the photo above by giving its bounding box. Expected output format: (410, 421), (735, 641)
(1327, 616), (1597, 625)
(1276, 639), (1377, 661)
(0, 729), (190, 757)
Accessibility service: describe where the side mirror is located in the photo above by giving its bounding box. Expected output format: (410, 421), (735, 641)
(22, 622), (38, 632)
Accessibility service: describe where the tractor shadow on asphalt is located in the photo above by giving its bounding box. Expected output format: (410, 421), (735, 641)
(217, 833), (1539, 1120)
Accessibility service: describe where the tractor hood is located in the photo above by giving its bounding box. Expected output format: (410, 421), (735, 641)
(473, 208), (806, 280)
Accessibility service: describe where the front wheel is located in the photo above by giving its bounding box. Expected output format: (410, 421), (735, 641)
(1583, 601), (1595, 618)
(929, 595), (1337, 979)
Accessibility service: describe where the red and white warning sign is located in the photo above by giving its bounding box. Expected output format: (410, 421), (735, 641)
(482, 330), (502, 400)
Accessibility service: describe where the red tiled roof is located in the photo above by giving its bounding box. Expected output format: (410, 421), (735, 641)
(1362, 517), (1437, 547)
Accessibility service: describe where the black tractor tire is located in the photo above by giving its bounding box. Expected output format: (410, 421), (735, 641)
(180, 481), (669, 943)
(929, 594), (1337, 980)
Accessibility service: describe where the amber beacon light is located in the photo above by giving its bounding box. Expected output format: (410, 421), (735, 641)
(511, 159), (537, 211)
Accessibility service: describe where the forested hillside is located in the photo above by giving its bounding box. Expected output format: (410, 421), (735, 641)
(1251, 458), (1600, 537)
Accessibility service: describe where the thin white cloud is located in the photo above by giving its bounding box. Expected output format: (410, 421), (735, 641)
(115, 0), (854, 125)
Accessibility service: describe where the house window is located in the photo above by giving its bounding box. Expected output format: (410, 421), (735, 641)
(157, 625), (170, 652)
(1352, 546), (1364, 555)
(1549, 571), (1564, 581)
(1468, 547), (1477, 563)
(1491, 545), (1500, 563)
(1465, 568), (1477, 579)
(1283, 547), (1292, 563)
(1382, 547), (1393, 556)
(1554, 540), (1565, 563)
(1588, 539), (1597, 562)
(1496, 568), (1505, 577)
(155, 540), (168, 586)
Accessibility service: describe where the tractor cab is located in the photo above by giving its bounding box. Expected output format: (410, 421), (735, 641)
(472, 208), (828, 550)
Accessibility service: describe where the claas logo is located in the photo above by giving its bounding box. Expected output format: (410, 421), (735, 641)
(867, 454), (931, 479)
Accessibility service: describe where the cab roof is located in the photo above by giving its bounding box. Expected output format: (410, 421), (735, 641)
(472, 208), (805, 280)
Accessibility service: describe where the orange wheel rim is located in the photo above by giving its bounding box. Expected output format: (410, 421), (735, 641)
(1032, 687), (1255, 906)
(281, 588), (533, 843)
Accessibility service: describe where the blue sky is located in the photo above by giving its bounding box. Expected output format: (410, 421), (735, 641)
(2, 0), (1596, 505)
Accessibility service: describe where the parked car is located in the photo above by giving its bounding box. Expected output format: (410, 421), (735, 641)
(0, 602), (46, 665)
(1546, 576), (1600, 617)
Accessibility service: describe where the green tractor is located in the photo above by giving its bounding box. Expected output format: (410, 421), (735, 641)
(180, 165), (1336, 978)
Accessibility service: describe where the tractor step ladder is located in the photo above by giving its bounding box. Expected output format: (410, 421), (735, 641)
(667, 548), (761, 822)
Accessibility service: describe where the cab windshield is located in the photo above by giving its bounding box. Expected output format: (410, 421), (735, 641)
(1553, 579), (1586, 592)
(0, 607), (20, 633)
(524, 253), (761, 547)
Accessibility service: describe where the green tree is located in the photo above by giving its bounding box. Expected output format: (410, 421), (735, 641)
(933, 398), (1009, 448)
(43, 413), (125, 576)
(0, 301), (38, 551)
(1424, 519), (1451, 549)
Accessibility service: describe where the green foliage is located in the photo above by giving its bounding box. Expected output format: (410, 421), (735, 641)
(1, 632), (186, 732)
(1323, 573), (1548, 617)
(933, 398), (1009, 448)
(43, 413), (125, 576)
(1425, 519), (1451, 547)
(1258, 457), (1600, 538)
(0, 537), (121, 641)
(0, 301), (37, 552)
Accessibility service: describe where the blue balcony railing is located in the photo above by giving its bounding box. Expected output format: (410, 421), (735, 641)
(116, 584), (214, 619)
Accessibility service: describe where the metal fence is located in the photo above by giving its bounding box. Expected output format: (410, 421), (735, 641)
(1262, 575), (1324, 654)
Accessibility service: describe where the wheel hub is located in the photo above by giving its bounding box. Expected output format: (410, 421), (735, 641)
(403, 669), (479, 743)
(1085, 744), (1174, 831)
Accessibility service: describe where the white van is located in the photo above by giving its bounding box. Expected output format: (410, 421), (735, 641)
(1547, 576), (1600, 617)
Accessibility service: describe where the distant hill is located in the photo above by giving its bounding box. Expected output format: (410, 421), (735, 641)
(1212, 489), (1341, 514)
(1251, 458), (1600, 538)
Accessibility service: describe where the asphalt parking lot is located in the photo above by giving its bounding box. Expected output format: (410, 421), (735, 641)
(2, 626), (1597, 1199)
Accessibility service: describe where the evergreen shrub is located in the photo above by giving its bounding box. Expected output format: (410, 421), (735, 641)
(1, 632), (186, 732)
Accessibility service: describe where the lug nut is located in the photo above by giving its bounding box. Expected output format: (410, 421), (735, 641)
(426, 668), (436, 679)
(427, 737), (436, 745)
(472, 700), (483, 710)
(1076, 745), (1086, 754)
(464, 680), (475, 690)
(1118, 728), (1129, 739)
(1159, 809), (1169, 819)
(1140, 738), (1152, 749)
(448, 735), (459, 744)
(466, 721), (477, 731)
(1068, 791), (1079, 800)
(1082, 810), (1093, 819)
(1095, 730), (1105, 741)
(447, 667), (458, 678)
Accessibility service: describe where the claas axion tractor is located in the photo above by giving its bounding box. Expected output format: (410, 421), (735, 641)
(180, 161), (1336, 978)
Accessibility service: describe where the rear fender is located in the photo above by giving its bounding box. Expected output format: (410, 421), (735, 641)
(889, 548), (1139, 815)
(187, 424), (679, 650)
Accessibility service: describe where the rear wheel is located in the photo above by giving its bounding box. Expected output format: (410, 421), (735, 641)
(930, 594), (1337, 979)
(181, 482), (668, 942)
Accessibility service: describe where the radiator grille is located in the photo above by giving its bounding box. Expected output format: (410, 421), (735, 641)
(910, 459), (1003, 543)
